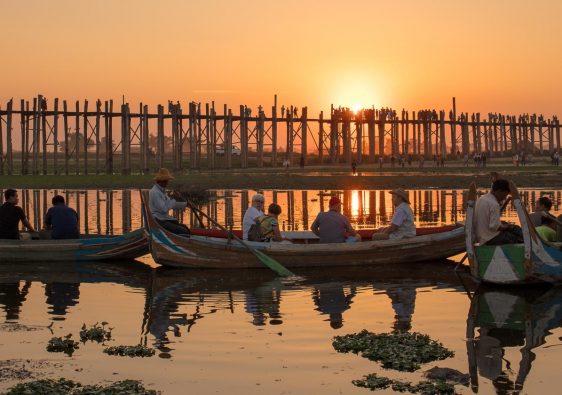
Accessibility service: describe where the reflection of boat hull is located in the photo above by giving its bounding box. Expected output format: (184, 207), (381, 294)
(465, 184), (562, 285)
(0, 229), (148, 262)
(141, 192), (466, 269)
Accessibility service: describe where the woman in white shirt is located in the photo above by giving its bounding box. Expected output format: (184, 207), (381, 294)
(242, 194), (265, 240)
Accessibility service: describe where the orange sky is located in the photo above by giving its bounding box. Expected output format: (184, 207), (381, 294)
(2, 0), (562, 117)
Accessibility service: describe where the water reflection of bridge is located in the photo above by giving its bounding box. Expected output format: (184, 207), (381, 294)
(4, 188), (561, 234)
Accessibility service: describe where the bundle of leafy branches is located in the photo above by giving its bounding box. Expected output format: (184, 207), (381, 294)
(103, 344), (155, 357)
(46, 335), (79, 356)
(332, 330), (454, 372)
(352, 374), (455, 394)
(79, 322), (112, 343)
(3, 378), (158, 395)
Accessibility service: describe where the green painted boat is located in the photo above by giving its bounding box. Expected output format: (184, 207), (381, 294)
(465, 183), (562, 285)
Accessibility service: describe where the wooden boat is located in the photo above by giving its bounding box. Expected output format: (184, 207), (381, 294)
(465, 183), (562, 285)
(0, 229), (148, 263)
(140, 191), (466, 269)
(466, 286), (562, 392)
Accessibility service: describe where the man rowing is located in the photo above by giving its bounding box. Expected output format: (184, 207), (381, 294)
(149, 168), (190, 236)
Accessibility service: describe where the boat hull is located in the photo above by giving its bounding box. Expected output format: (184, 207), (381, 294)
(0, 229), (148, 262)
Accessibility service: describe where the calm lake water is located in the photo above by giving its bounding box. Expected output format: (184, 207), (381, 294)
(1, 188), (562, 394)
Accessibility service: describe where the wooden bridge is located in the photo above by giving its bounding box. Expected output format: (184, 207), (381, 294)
(0, 95), (560, 175)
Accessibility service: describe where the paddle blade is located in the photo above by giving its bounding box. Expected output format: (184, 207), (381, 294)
(252, 249), (294, 277)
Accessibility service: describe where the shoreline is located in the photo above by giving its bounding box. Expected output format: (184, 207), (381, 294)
(1, 166), (562, 190)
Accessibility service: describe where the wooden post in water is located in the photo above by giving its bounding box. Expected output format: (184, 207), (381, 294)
(74, 100), (80, 175)
(318, 111), (324, 164)
(95, 100), (101, 174)
(356, 110), (363, 163)
(271, 99), (278, 167)
(329, 106), (338, 164)
(40, 96), (47, 175)
(342, 110), (351, 164)
(31, 98), (38, 175)
(240, 105), (248, 168)
(555, 117), (560, 151)
(196, 103), (202, 168)
(378, 111), (385, 160)
(106, 100), (114, 174)
(257, 107), (265, 167)
(286, 107), (293, 165)
(301, 106), (307, 166)
(6, 100), (14, 175)
(157, 104), (164, 169)
(63, 100), (69, 175)
(83, 100), (89, 175)
(53, 98), (59, 174)
(225, 106), (232, 169)
(121, 103), (131, 175)
(143, 104), (150, 174)
(439, 111), (446, 157)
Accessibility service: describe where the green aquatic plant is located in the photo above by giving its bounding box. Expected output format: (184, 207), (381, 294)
(103, 344), (155, 357)
(79, 322), (112, 343)
(333, 330), (454, 372)
(46, 334), (79, 356)
(352, 374), (455, 394)
(3, 378), (159, 395)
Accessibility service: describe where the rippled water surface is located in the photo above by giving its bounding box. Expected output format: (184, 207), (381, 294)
(1, 188), (561, 394)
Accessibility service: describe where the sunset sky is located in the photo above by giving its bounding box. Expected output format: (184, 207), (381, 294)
(2, 0), (562, 117)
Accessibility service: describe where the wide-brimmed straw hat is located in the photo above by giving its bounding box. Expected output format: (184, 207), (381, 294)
(389, 188), (410, 204)
(154, 168), (174, 182)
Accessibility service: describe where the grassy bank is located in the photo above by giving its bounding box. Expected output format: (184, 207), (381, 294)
(1, 164), (561, 190)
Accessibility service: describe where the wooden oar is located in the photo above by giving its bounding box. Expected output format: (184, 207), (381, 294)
(185, 200), (294, 277)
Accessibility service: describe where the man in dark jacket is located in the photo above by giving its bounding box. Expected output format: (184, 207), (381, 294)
(44, 195), (79, 239)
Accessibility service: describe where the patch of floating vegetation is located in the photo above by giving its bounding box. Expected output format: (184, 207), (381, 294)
(2, 378), (159, 395)
(79, 322), (112, 343)
(332, 330), (454, 372)
(352, 374), (455, 394)
(103, 345), (155, 357)
(46, 335), (79, 356)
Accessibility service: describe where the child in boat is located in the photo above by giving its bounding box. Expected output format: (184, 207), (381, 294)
(255, 203), (285, 242)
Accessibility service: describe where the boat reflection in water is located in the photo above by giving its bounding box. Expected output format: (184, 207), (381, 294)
(467, 286), (562, 393)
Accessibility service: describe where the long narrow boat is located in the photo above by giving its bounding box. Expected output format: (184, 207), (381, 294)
(140, 191), (466, 269)
(0, 229), (148, 262)
(465, 183), (562, 284)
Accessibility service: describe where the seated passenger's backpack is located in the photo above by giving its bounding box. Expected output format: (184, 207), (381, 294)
(248, 217), (266, 241)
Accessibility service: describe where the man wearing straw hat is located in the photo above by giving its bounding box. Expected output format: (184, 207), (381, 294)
(149, 168), (190, 236)
(372, 189), (416, 240)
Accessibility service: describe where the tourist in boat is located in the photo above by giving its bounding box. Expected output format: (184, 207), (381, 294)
(149, 168), (190, 236)
(0, 189), (36, 239)
(372, 189), (416, 240)
(535, 215), (558, 243)
(242, 194), (265, 240)
(529, 196), (553, 227)
(490, 172), (511, 211)
(254, 203), (284, 242)
(44, 195), (79, 239)
(474, 179), (523, 245)
(311, 196), (359, 243)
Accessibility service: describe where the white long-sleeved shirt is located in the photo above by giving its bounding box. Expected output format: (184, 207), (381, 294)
(474, 192), (501, 244)
(149, 184), (187, 221)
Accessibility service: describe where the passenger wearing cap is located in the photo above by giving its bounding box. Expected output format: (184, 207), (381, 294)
(311, 196), (359, 243)
(243, 194), (265, 240)
(149, 168), (190, 236)
(372, 189), (416, 240)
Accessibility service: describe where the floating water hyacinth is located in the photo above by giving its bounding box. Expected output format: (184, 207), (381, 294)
(103, 344), (155, 357)
(352, 374), (455, 394)
(79, 322), (112, 343)
(3, 378), (159, 395)
(46, 334), (79, 356)
(332, 330), (454, 372)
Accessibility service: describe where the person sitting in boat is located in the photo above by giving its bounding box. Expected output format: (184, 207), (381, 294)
(311, 196), (359, 243)
(0, 189), (36, 239)
(372, 189), (416, 240)
(529, 196), (553, 228)
(243, 194), (265, 240)
(43, 195), (79, 239)
(149, 168), (190, 236)
(474, 179), (523, 245)
(253, 203), (285, 242)
(535, 215), (558, 243)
